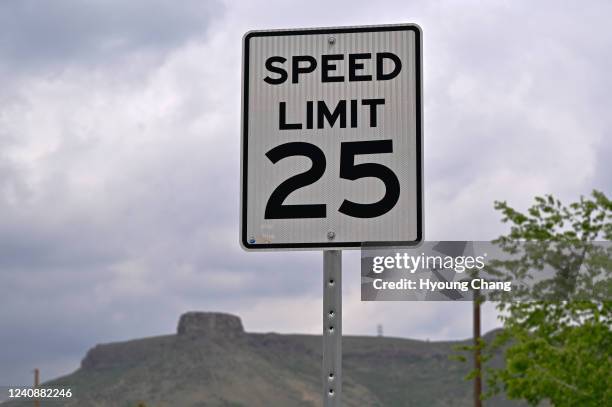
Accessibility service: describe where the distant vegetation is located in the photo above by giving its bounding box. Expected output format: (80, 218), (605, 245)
(1, 312), (525, 407)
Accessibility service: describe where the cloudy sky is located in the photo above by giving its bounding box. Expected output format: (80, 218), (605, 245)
(1, 0), (611, 386)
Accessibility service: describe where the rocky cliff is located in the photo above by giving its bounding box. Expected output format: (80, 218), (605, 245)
(2, 312), (524, 407)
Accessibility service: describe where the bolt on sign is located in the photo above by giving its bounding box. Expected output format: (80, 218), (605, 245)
(241, 24), (423, 250)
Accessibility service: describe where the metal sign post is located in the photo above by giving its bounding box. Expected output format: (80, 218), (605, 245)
(323, 250), (342, 406)
(240, 23), (424, 407)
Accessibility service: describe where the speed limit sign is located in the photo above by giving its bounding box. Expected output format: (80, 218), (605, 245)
(240, 24), (423, 250)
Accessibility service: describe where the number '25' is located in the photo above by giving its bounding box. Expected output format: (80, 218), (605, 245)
(265, 140), (400, 219)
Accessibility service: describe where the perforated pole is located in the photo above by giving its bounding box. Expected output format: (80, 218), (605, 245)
(323, 250), (342, 406)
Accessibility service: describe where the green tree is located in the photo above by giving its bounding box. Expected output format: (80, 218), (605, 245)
(483, 191), (612, 406)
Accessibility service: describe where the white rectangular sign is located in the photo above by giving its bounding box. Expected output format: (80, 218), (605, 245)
(241, 24), (423, 250)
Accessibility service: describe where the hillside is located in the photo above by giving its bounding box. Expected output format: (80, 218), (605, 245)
(2, 312), (524, 407)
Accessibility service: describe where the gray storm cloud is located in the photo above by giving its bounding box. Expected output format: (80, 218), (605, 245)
(0, 0), (224, 71)
(1, 0), (611, 387)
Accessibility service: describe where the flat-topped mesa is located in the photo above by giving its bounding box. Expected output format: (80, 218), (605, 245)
(177, 312), (245, 339)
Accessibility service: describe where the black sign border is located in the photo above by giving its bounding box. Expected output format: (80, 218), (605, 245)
(241, 24), (423, 250)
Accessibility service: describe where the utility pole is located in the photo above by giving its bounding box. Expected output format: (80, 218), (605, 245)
(473, 291), (482, 407)
(33, 368), (40, 407)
